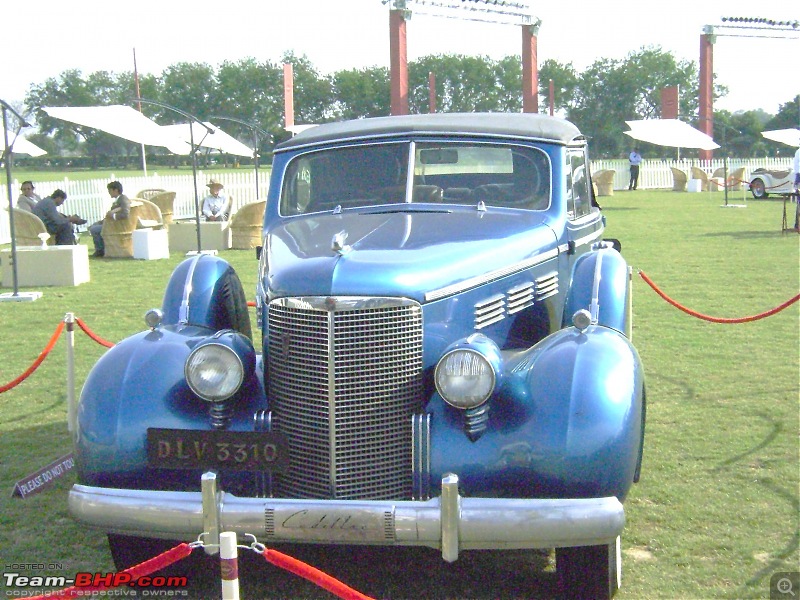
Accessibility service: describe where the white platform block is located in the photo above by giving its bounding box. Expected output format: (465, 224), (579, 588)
(1, 245), (90, 287)
(168, 221), (231, 253)
(687, 179), (703, 193)
(133, 228), (170, 260)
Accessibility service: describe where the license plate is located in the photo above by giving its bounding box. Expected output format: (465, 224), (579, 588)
(147, 428), (289, 473)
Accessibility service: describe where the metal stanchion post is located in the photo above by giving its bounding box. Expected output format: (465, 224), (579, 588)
(65, 313), (76, 432)
(220, 532), (240, 600)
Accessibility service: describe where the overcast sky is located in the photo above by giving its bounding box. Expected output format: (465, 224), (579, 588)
(3, 0), (798, 121)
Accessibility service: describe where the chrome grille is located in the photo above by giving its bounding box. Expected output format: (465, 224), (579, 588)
(268, 297), (423, 500)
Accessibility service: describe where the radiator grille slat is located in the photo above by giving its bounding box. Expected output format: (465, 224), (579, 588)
(268, 297), (422, 500)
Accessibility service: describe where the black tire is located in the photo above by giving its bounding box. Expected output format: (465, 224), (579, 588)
(556, 536), (621, 600)
(211, 266), (252, 340)
(750, 178), (769, 199)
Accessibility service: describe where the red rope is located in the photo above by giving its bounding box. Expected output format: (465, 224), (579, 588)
(263, 548), (376, 600)
(639, 270), (800, 323)
(0, 322), (65, 393)
(27, 543), (194, 599)
(75, 317), (116, 348)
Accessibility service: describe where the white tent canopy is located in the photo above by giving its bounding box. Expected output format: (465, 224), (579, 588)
(624, 119), (720, 151)
(162, 122), (254, 157)
(761, 128), (800, 148)
(9, 135), (46, 157)
(42, 105), (189, 154)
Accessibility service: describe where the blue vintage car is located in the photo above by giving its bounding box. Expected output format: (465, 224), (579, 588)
(70, 113), (645, 599)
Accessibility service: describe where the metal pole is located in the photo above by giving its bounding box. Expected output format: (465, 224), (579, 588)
(190, 123), (202, 252)
(65, 313), (76, 432)
(219, 532), (240, 600)
(2, 106), (19, 295)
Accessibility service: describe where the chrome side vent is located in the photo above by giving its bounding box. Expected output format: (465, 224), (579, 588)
(474, 294), (506, 329)
(535, 271), (559, 301)
(506, 282), (535, 315)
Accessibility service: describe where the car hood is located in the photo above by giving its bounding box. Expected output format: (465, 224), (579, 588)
(264, 209), (559, 303)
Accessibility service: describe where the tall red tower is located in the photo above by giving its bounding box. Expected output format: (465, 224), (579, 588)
(698, 28), (715, 160)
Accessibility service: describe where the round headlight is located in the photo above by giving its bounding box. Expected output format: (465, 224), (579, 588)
(435, 349), (495, 409)
(185, 343), (244, 402)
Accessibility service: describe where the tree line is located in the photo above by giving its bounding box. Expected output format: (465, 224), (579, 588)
(19, 48), (800, 167)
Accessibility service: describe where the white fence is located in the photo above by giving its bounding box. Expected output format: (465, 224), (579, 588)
(591, 157), (792, 192)
(0, 158), (793, 245)
(0, 169), (271, 244)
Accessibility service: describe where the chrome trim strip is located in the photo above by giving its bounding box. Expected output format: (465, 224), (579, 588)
(426, 248), (559, 302)
(178, 254), (204, 325)
(70, 483), (625, 551)
(572, 228), (604, 250)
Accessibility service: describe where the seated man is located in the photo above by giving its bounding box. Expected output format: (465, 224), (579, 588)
(17, 181), (42, 212)
(32, 189), (86, 245)
(88, 181), (131, 257)
(202, 179), (229, 221)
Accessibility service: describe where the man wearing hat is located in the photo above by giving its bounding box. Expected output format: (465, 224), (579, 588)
(202, 179), (230, 221)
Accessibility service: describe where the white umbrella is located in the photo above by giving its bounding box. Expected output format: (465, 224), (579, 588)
(761, 128), (800, 148)
(9, 136), (46, 157)
(624, 119), (720, 151)
(160, 122), (254, 157)
(42, 105), (187, 154)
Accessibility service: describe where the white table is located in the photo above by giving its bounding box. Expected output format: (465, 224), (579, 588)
(168, 221), (231, 253)
(133, 228), (170, 260)
(1, 245), (90, 287)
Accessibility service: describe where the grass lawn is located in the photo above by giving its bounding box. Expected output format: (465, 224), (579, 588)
(0, 188), (797, 599)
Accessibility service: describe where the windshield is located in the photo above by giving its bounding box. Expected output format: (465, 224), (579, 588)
(280, 141), (551, 216)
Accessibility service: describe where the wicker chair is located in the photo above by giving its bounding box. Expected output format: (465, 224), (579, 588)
(670, 167), (688, 191)
(5, 207), (54, 246)
(135, 189), (167, 201)
(727, 167), (746, 192)
(147, 191), (176, 225)
(593, 169), (616, 196)
(101, 201), (143, 258)
(229, 200), (266, 249)
(134, 198), (165, 229)
(690, 167), (710, 191)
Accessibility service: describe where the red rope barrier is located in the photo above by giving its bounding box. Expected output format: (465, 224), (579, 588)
(27, 543), (194, 599)
(0, 322), (65, 394)
(75, 317), (116, 348)
(262, 548), (376, 600)
(639, 270), (800, 324)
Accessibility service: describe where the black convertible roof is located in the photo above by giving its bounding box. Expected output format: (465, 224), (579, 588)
(276, 112), (583, 152)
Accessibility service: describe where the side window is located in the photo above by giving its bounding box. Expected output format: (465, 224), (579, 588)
(567, 148), (591, 219)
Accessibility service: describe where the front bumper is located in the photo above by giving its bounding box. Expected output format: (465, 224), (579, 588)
(69, 473), (624, 562)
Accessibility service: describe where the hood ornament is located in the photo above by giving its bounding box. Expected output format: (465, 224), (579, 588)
(331, 231), (351, 255)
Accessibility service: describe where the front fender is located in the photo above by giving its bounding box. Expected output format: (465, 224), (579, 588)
(563, 246), (630, 335)
(75, 255), (263, 485)
(428, 324), (644, 501)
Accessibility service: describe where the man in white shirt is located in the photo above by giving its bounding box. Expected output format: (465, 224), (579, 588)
(202, 179), (229, 221)
(628, 149), (642, 190)
(16, 181), (41, 212)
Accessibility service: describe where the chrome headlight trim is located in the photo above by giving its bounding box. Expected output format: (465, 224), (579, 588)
(435, 348), (496, 410)
(185, 342), (245, 402)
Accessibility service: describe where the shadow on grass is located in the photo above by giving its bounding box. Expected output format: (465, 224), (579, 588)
(701, 230), (792, 239)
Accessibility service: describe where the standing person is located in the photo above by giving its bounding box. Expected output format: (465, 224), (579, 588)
(89, 181), (131, 257)
(31, 189), (86, 245)
(16, 181), (42, 212)
(628, 149), (642, 190)
(202, 179), (229, 221)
